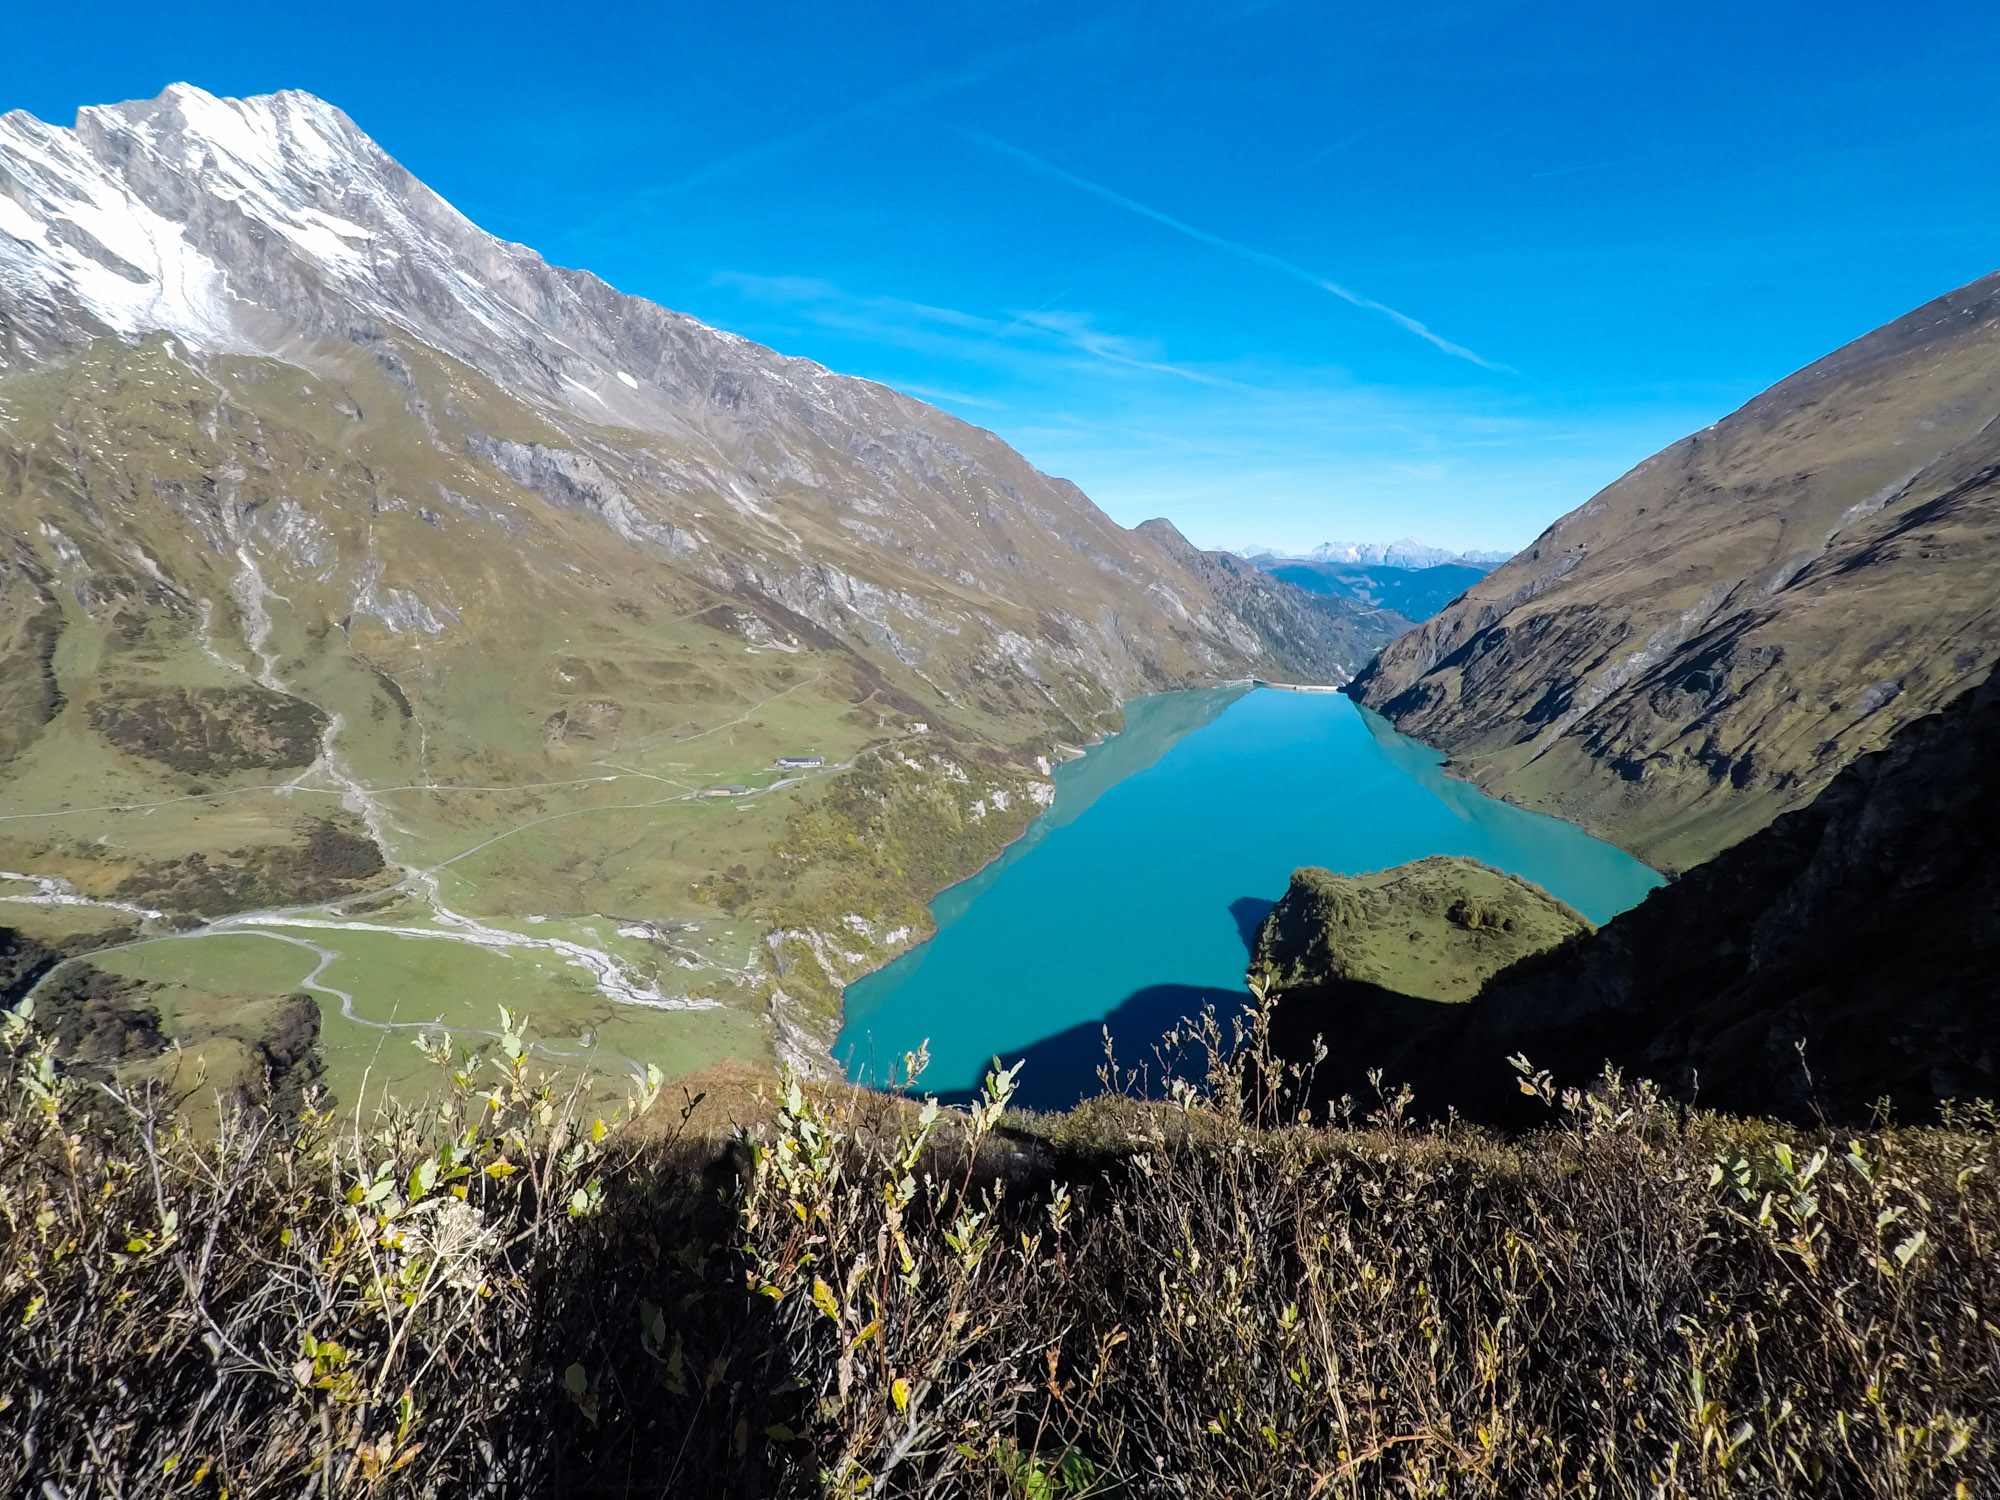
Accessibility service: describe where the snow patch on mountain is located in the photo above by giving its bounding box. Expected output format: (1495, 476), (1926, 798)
(0, 83), (745, 419)
(0, 106), (236, 345)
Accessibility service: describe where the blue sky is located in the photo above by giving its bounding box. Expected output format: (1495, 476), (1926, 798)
(5, 2), (1998, 552)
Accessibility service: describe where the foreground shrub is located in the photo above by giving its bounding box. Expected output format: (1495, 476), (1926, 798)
(2, 991), (1998, 1496)
(0, 1003), (666, 1495)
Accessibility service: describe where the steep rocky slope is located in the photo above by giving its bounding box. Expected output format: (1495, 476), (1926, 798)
(1349, 272), (2000, 870)
(0, 85), (1402, 1088)
(0, 86), (1386, 739)
(1291, 663), (2000, 1125)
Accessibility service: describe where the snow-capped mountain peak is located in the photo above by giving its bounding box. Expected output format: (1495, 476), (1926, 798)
(2, 84), (530, 352)
(0, 83), (738, 429)
(0, 89), (240, 346)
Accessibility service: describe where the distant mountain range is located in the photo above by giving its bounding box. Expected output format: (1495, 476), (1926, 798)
(1239, 539), (1515, 570)
(1230, 539), (1506, 623)
(1256, 560), (1490, 623)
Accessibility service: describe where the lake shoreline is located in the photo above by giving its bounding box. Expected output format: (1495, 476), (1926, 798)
(836, 686), (1661, 1107)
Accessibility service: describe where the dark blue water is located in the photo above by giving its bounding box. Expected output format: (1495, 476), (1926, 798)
(837, 686), (1662, 1107)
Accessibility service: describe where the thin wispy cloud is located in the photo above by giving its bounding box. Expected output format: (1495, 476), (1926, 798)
(1528, 155), (1654, 180)
(1307, 114), (1408, 166)
(713, 271), (1246, 390)
(1014, 310), (1259, 390)
(712, 273), (994, 340)
(711, 262), (1694, 553)
(994, 285), (1076, 339)
(550, 27), (1092, 258)
(895, 383), (1010, 411)
(650, 53), (995, 199)
(630, 14), (1135, 204)
(956, 129), (1511, 373)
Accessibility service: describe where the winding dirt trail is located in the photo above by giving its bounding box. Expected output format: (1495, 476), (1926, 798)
(231, 927), (654, 1081)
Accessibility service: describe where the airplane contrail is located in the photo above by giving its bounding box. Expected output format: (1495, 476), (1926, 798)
(957, 129), (1510, 373)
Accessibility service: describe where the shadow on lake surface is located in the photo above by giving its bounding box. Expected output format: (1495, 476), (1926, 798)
(1230, 896), (1276, 953)
(864, 897), (1278, 1111)
(935, 966), (1463, 1116)
(933, 981), (1253, 1112)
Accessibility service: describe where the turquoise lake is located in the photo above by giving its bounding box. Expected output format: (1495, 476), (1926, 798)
(835, 686), (1664, 1108)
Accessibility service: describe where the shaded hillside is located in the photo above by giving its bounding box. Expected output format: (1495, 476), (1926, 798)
(1295, 663), (2000, 1126)
(0, 925), (57, 1006)
(1349, 270), (2000, 871)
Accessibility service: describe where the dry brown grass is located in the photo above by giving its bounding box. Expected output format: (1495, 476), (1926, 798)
(3, 989), (1997, 1497)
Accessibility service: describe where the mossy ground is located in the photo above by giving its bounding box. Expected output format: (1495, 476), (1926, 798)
(1255, 854), (1592, 1002)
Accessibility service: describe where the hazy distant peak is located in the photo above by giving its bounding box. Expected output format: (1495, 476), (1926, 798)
(1239, 539), (1513, 570)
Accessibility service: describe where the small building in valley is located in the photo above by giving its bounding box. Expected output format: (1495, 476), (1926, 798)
(776, 755), (824, 769)
(704, 785), (749, 797)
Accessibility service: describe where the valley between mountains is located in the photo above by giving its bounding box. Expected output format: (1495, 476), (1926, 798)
(11, 67), (2000, 1500)
(5, 83), (1998, 1130)
(0, 85), (1401, 1106)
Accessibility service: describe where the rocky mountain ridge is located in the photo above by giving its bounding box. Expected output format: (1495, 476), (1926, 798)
(0, 84), (1402, 1092)
(0, 84), (1386, 701)
(1349, 270), (2000, 870)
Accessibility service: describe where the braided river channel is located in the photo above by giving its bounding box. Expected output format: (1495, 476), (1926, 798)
(835, 685), (1663, 1109)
